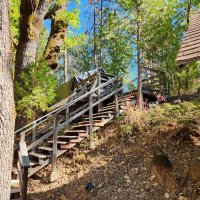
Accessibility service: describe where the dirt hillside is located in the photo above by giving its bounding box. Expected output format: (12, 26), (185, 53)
(28, 102), (200, 200)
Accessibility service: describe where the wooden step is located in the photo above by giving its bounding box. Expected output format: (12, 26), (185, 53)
(48, 140), (69, 145)
(64, 130), (86, 133)
(29, 152), (50, 159)
(102, 105), (116, 109)
(58, 135), (79, 139)
(38, 146), (53, 152)
(107, 99), (131, 106)
(12, 166), (18, 175)
(78, 120), (102, 124)
(11, 179), (20, 188)
(99, 107), (115, 112)
(79, 132), (89, 137)
(11, 188), (21, 194)
(93, 111), (114, 116)
(93, 127), (100, 132)
(70, 137), (83, 143)
(119, 94), (135, 99)
(30, 160), (40, 167)
(94, 122), (107, 127)
(79, 121), (105, 126)
(60, 143), (76, 150)
(84, 115), (109, 120)
(85, 113), (108, 120)
(72, 124), (90, 129)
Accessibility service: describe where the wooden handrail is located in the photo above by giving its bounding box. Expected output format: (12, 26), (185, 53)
(16, 73), (123, 137)
(19, 142), (30, 168)
(27, 82), (128, 151)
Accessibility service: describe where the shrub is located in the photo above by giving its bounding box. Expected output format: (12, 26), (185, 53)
(15, 59), (57, 120)
(120, 123), (133, 135)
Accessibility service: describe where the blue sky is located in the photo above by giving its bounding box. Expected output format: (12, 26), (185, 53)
(44, 0), (88, 34)
(44, 0), (137, 84)
(79, 0), (88, 33)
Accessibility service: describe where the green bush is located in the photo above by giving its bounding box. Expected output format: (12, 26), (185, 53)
(120, 123), (133, 135)
(15, 59), (57, 120)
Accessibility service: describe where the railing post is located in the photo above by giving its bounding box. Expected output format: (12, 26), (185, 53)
(89, 93), (95, 149)
(20, 133), (25, 143)
(19, 141), (30, 200)
(114, 79), (119, 117)
(65, 106), (69, 130)
(51, 115), (58, 182)
(22, 166), (29, 200)
(98, 69), (102, 111)
(32, 121), (36, 152)
(120, 77), (124, 96)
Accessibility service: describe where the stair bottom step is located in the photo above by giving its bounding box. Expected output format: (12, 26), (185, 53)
(11, 188), (21, 194)
(60, 143), (76, 150)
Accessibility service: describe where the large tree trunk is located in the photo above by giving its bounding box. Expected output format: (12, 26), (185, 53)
(44, 4), (68, 69)
(0, 1), (16, 199)
(15, 0), (51, 81)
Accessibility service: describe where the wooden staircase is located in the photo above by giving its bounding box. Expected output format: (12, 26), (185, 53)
(10, 69), (135, 200)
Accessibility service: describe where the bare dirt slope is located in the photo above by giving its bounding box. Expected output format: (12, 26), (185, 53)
(28, 104), (200, 200)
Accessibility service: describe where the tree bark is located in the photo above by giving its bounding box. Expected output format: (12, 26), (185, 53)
(136, 3), (142, 109)
(44, 4), (68, 69)
(0, 1), (16, 199)
(185, 0), (191, 90)
(100, 0), (103, 68)
(15, 0), (51, 81)
(64, 46), (68, 82)
(93, 0), (97, 69)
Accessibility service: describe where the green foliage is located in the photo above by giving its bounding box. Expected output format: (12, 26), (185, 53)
(65, 33), (86, 48)
(179, 62), (200, 93)
(127, 82), (136, 91)
(9, 0), (20, 45)
(54, 0), (80, 29)
(15, 59), (58, 120)
(36, 27), (49, 59)
(123, 101), (200, 137)
(120, 123), (133, 135)
(55, 8), (80, 29)
(114, 0), (200, 94)
(73, 152), (86, 164)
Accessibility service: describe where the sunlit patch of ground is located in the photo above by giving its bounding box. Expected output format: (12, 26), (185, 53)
(28, 101), (200, 200)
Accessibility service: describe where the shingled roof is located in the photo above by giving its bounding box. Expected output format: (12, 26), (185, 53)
(176, 11), (200, 65)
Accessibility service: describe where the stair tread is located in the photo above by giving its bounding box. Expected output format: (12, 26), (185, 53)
(79, 120), (102, 124)
(30, 160), (39, 166)
(79, 132), (89, 137)
(38, 146), (53, 151)
(119, 94), (135, 99)
(11, 188), (21, 194)
(58, 135), (79, 139)
(11, 179), (20, 188)
(72, 124), (90, 128)
(93, 111), (114, 116)
(12, 166), (18, 174)
(99, 107), (115, 112)
(70, 138), (83, 143)
(85, 115), (109, 120)
(64, 130), (86, 133)
(60, 143), (76, 149)
(102, 105), (116, 109)
(29, 152), (48, 159)
(48, 140), (69, 144)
